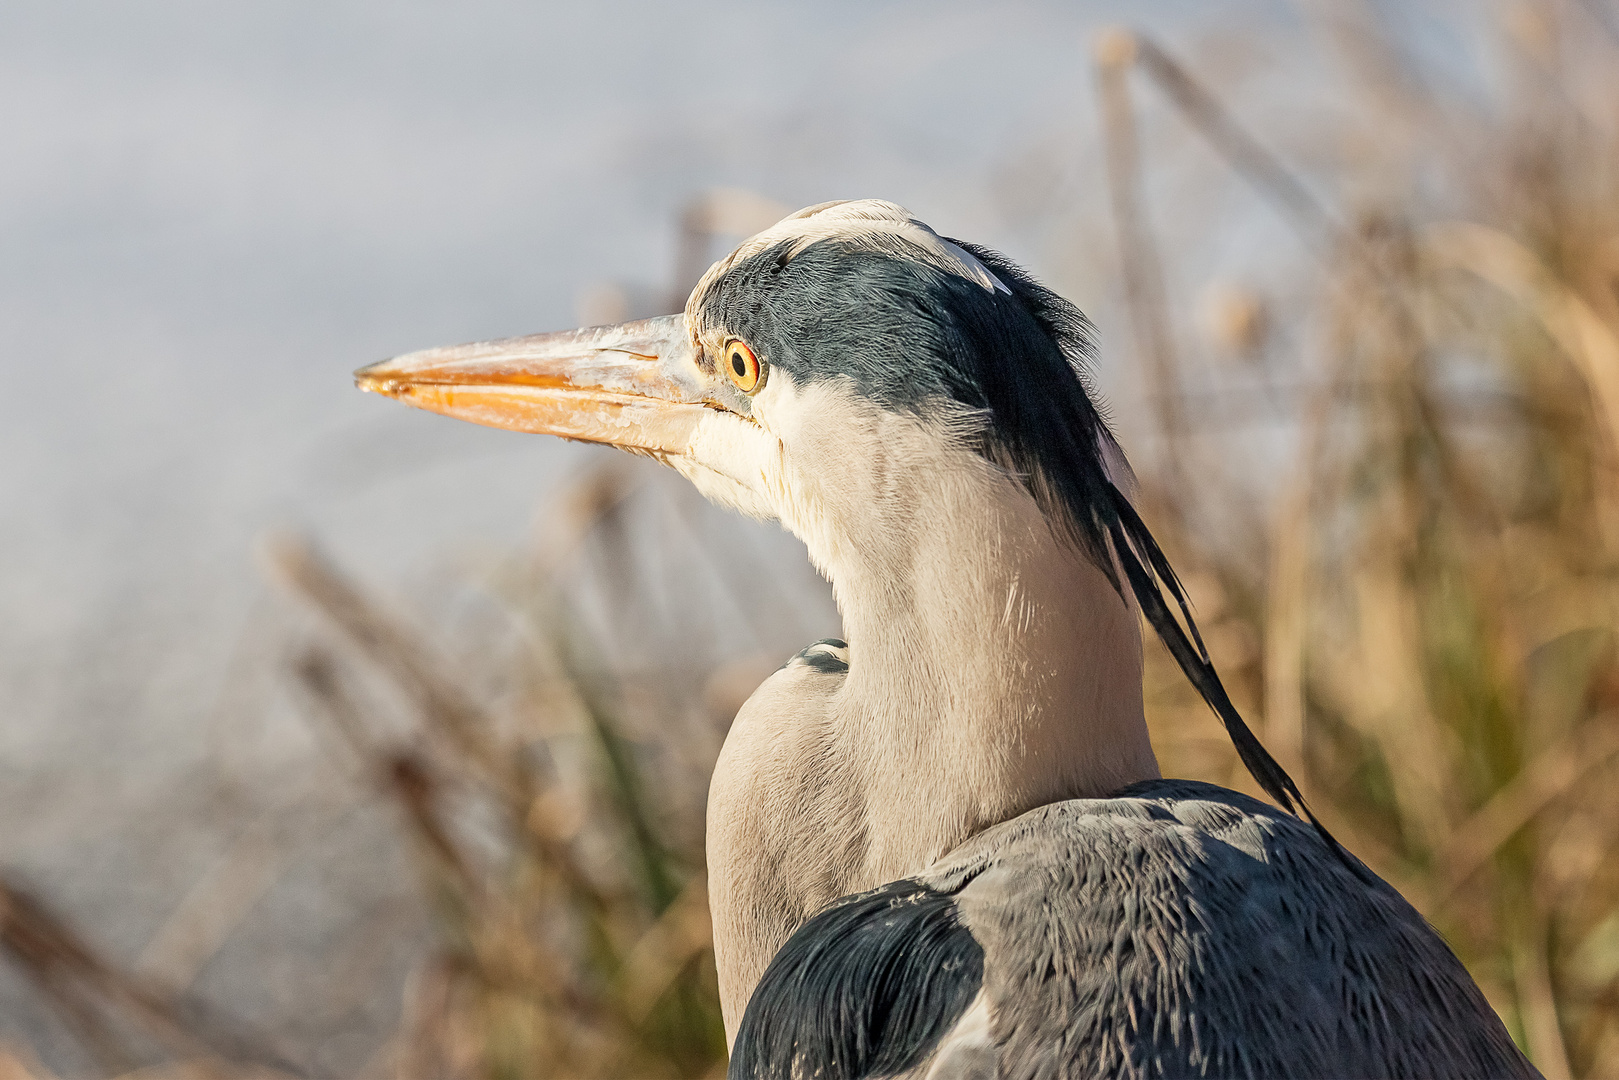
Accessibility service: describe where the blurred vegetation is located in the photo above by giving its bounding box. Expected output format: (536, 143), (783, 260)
(3, 2), (1619, 1077)
(1101, 5), (1619, 1077)
(266, 475), (730, 1079)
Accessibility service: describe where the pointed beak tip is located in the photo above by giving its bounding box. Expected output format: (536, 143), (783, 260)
(353, 361), (401, 397)
(345, 314), (705, 454)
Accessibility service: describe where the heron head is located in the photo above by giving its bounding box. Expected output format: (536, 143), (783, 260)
(357, 199), (1323, 832)
(357, 199), (1124, 576)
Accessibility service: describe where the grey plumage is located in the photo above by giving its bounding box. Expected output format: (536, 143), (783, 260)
(921, 781), (1532, 1079)
(730, 783), (1535, 1080)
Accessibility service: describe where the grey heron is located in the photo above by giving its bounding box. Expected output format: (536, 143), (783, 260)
(356, 200), (1539, 1079)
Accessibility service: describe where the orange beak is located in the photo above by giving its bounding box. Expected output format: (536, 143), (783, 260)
(354, 314), (710, 456)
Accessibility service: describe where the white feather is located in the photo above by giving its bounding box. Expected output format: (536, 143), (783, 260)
(697, 371), (1159, 1038)
(688, 200), (1012, 309)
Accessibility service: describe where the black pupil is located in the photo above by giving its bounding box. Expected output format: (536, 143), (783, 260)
(731, 351), (747, 378)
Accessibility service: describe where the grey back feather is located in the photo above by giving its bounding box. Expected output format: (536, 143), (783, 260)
(918, 780), (1538, 1080)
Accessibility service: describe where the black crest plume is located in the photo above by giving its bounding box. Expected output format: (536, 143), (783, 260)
(956, 241), (1348, 866)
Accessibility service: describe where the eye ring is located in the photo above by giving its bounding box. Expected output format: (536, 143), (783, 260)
(723, 339), (765, 394)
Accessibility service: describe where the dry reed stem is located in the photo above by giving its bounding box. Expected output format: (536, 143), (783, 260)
(1425, 221), (1619, 466)
(1122, 31), (1336, 251)
(0, 880), (300, 1077)
(263, 536), (521, 802)
(134, 816), (291, 995)
(1439, 719), (1619, 902)
(616, 878), (712, 1027)
(1096, 28), (1190, 504)
(264, 464), (731, 1077)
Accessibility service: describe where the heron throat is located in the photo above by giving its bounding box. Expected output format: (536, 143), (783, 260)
(703, 379), (1160, 1037)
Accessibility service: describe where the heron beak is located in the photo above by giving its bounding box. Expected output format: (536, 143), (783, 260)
(353, 314), (709, 456)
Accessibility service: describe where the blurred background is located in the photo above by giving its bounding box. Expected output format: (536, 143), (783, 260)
(2, 0), (1618, 1076)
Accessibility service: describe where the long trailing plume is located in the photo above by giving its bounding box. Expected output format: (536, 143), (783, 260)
(1101, 481), (1353, 866)
(950, 239), (1352, 865)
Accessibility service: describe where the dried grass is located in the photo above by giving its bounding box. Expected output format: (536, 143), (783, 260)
(1104, 6), (1619, 1076)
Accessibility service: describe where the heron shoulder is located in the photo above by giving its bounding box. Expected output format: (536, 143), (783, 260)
(923, 780), (1536, 1080)
(732, 781), (1537, 1080)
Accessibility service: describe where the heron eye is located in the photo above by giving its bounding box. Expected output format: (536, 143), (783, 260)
(724, 339), (764, 393)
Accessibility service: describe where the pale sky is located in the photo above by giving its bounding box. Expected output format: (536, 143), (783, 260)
(0, 0), (1321, 772)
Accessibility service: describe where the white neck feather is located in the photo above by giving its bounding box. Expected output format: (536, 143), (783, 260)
(701, 380), (1159, 1037)
(807, 393), (1157, 859)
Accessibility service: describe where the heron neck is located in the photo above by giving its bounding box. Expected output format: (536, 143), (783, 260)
(703, 391), (1161, 1036)
(798, 409), (1161, 877)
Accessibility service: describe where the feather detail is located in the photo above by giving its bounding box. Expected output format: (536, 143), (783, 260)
(1101, 480), (1358, 871)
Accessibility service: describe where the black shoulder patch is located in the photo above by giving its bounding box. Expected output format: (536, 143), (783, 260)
(729, 880), (984, 1080)
(784, 638), (850, 674)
